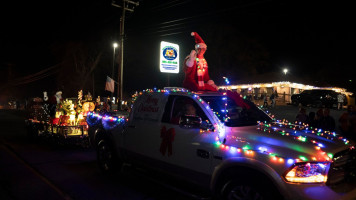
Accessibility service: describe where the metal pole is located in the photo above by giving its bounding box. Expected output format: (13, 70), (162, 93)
(119, 0), (125, 107)
(112, 0), (139, 108)
(111, 46), (116, 100)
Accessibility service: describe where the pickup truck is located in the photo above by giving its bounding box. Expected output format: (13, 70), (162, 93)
(87, 87), (356, 200)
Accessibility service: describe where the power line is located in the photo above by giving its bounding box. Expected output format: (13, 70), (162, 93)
(1, 63), (62, 90)
(126, 0), (275, 36)
(150, 0), (193, 12)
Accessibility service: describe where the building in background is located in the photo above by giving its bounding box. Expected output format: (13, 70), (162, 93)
(218, 72), (354, 106)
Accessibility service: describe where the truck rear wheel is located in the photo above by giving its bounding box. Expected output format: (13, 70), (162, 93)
(97, 138), (121, 175)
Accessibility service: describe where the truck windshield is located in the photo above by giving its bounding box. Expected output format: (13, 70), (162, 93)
(200, 96), (272, 127)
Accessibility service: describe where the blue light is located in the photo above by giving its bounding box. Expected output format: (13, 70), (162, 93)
(318, 163), (326, 169)
(229, 147), (237, 153)
(258, 147), (268, 152)
(318, 143), (324, 148)
(287, 159), (294, 164)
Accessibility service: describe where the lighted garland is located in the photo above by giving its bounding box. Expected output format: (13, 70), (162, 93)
(86, 112), (102, 126)
(213, 138), (300, 165)
(264, 120), (350, 145)
(212, 136), (334, 165)
(86, 112), (126, 130)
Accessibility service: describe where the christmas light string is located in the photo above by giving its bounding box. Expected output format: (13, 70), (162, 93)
(91, 88), (354, 166)
(86, 112), (126, 130)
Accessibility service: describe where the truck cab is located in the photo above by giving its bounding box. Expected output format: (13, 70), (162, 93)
(88, 88), (356, 200)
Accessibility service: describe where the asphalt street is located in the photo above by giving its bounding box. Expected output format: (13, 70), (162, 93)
(0, 109), (192, 200)
(0, 105), (350, 200)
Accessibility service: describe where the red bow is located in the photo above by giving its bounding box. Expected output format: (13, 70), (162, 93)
(160, 126), (175, 156)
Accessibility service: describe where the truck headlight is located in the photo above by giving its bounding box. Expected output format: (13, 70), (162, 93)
(284, 162), (330, 183)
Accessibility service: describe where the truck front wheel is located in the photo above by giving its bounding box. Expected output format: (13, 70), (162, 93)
(218, 169), (282, 200)
(221, 180), (265, 200)
(97, 139), (121, 175)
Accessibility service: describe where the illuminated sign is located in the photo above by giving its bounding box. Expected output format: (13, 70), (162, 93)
(160, 41), (179, 73)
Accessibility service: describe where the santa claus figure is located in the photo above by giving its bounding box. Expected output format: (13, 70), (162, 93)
(183, 32), (218, 92)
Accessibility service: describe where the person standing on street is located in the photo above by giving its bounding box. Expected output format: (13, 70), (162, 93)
(306, 111), (317, 129)
(321, 108), (336, 131)
(339, 105), (356, 140)
(270, 92), (275, 108)
(263, 93), (268, 108)
(295, 107), (308, 124)
(337, 93), (344, 110)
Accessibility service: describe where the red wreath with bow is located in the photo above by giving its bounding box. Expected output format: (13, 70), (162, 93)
(160, 126), (176, 156)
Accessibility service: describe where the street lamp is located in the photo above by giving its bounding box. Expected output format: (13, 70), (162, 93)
(283, 68), (288, 75)
(112, 43), (118, 77)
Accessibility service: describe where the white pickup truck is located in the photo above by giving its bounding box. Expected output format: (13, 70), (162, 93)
(87, 88), (356, 200)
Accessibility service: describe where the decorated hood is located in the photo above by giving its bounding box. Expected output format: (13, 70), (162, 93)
(221, 121), (354, 163)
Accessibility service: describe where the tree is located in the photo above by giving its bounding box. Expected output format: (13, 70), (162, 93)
(52, 41), (103, 97)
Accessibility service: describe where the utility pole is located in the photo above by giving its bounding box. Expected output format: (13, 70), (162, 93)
(112, 0), (139, 107)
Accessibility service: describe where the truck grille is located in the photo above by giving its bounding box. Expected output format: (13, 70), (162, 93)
(327, 147), (356, 193)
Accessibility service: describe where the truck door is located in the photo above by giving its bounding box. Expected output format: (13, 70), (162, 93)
(123, 93), (168, 164)
(160, 95), (215, 178)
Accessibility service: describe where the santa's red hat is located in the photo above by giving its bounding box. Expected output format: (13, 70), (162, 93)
(191, 32), (207, 49)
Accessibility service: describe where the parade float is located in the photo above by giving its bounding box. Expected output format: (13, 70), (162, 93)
(25, 90), (96, 147)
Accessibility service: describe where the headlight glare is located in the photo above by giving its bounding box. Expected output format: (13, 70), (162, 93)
(284, 162), (330, 183)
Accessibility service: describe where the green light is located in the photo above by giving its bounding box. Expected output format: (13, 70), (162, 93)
(298, 136), (307, 142)
(242, 145), (250, 150)
(327, 153), (333, 159)
(299, 156), (307, 161)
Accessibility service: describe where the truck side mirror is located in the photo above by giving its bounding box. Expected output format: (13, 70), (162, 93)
(179, 115), (202, 129)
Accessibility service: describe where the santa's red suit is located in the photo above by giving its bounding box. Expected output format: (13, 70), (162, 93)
(183, 32), (217, 92)
(183, 32), (250, 109)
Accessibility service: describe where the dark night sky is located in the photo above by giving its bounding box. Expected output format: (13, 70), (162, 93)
(1, 0), (355, 100)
